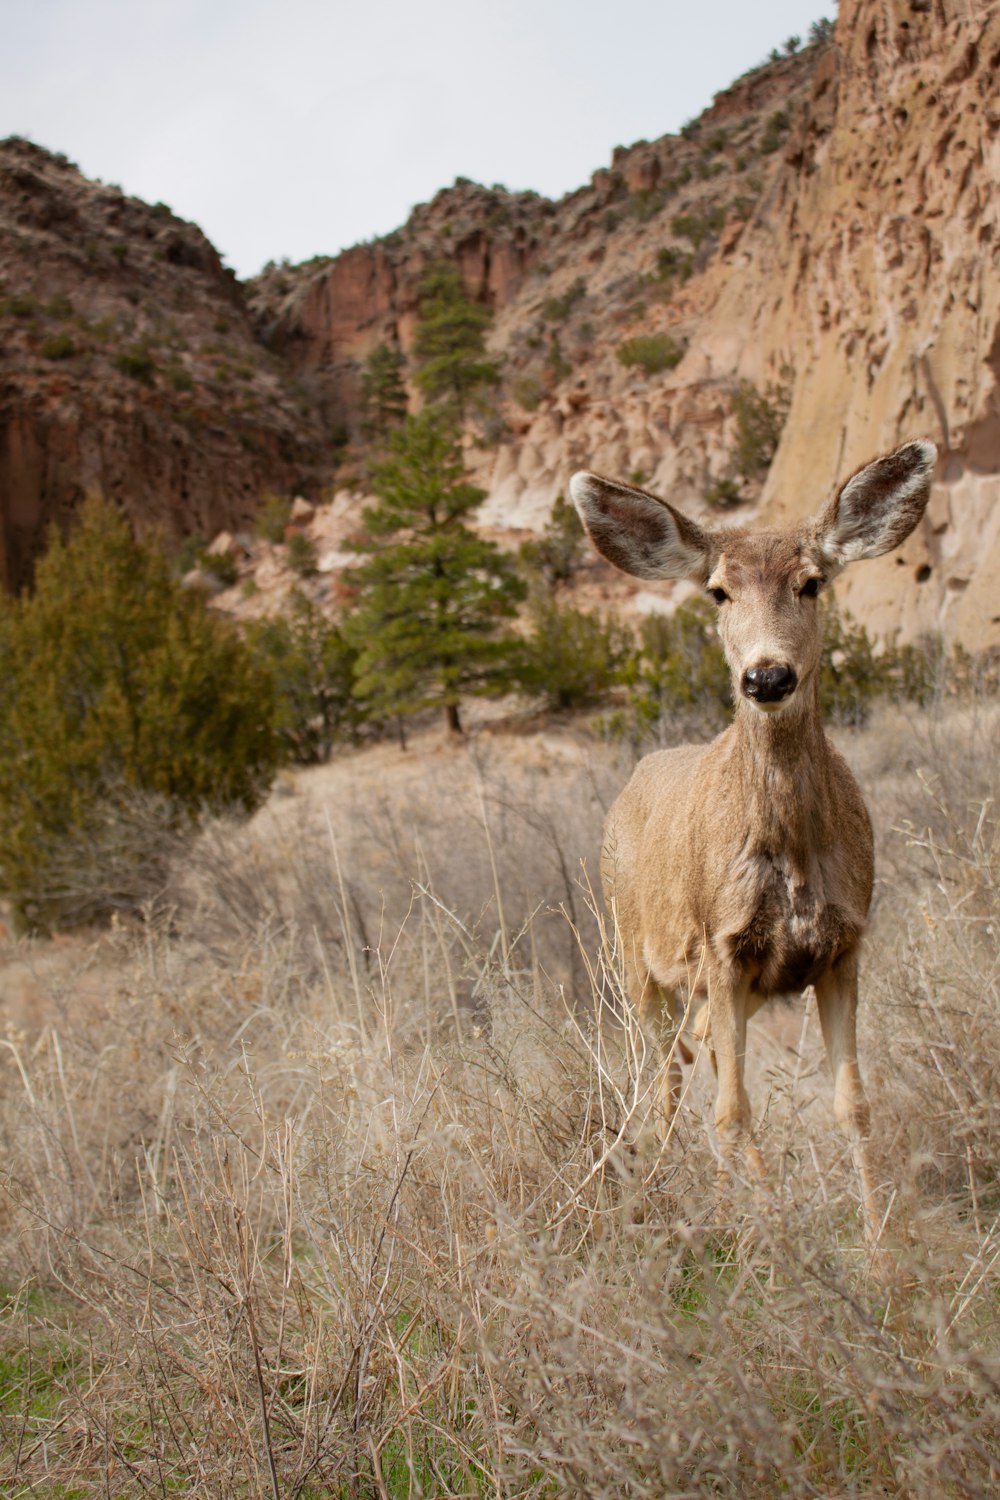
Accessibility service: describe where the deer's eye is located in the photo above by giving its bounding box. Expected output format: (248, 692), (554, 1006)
(799, 577), (822, 598)
(709, 586), (730, 604)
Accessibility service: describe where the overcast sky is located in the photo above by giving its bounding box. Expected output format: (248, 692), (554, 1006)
(6, 0), (835, 280)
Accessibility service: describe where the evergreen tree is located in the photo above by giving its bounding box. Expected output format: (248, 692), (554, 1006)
(412, 261), (501, 414)
(0, 497), (278, 927)
(518, 493), (586, 586)
(346, 411), (525, 735)
(359, 342), (408, 445)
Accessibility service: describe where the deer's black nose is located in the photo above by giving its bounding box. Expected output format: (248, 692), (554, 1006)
(742, 664), (797, 703)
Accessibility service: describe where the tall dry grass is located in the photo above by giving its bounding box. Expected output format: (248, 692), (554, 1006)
(0, 704), (998, 1497)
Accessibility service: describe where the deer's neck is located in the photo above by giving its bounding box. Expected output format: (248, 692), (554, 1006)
(732, 682), (836, 858)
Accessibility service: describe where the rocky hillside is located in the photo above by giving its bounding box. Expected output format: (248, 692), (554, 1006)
(3, 0), (999, 650)
(0, 138), (323, 592)
(247, 0), (1000, 651)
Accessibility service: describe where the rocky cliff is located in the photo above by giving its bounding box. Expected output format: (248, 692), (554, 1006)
(249, 1), (1000, 651)
(0, 138), (323, 592)
(4, 2), (999, 650)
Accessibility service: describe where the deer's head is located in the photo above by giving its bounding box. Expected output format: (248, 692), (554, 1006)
(570, 440), (937, 717)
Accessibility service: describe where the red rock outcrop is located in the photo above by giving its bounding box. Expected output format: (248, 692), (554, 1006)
(0, 138), (323, 591)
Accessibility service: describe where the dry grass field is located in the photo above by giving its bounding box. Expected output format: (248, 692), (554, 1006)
(0, 697), (997, 1497)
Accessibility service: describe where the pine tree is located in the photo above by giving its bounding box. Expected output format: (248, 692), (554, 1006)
(412, 261), (501, 414)
(359, 342), (408, 445)
(346, 411), (525, 735)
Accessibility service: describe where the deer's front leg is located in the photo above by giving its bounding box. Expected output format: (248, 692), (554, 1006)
(708, 966), (762, 1178)
(815, 951), (879, 1240)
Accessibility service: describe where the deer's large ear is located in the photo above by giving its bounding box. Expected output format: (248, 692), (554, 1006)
(816, 440), (937, 567)
(569, 472), (713, 582)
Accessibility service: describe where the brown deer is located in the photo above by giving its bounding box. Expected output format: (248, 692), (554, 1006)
(570, 440), (937, 1227)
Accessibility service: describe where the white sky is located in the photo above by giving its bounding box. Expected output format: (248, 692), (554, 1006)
(6, 0), (835, 280)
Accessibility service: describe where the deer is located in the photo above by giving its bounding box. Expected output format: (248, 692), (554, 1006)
(569, 439), (937, 1234)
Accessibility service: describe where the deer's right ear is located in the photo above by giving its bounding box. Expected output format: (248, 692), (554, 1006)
(569, 472), (713, 582)
(817, 439), (937, 567)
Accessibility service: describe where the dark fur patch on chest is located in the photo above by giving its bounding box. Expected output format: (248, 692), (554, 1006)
(730, 896), (860, 997)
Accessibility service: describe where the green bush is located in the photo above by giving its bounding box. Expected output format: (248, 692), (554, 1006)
(518, 495), (586, 585)
(670, 207), (726, 249)
(705, 477), (744, 508)
(510, 372), (545, 412)
(255, 492), (291, 543)
(115, 346), (155, 382)
(542, 277), (586, 322)
(199, 548), (239, 587)
(607, 599), (732, 747)
(617, 333), (684, 376)
(286, 530), (318, 577)
(732, 376), (791, 479)
(760, 109), (790, 154)
(165, 364), (194, 392)
(518, 594), (630, 712)
(0, 499), (278, 929)
(247, 591), (363, 764)
(41, 333), (75, 360)
(175, 532), (206, 575)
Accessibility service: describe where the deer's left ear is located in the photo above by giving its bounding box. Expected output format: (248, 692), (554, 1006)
(816, 439), (937, 567)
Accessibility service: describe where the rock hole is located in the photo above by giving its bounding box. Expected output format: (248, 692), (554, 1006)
(915, 564), (932, 583)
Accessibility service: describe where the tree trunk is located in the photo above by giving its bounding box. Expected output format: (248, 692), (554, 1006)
(396, 714), (408, 751)
(445, 701), (463, 736)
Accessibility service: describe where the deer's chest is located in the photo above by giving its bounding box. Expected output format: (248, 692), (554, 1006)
(723, 852), (859, 996)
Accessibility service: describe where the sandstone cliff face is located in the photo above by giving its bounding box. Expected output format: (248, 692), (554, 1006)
(250, 6), (1000, 650)
(699, 0), (1000, 649)
(247, 48), (813, 520)
(0, 138), (323, 591)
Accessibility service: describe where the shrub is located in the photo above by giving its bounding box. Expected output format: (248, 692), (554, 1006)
(286, 530), (318, 577)
(545, 334), (571, 382)
(518, 594), (630, 711)
(542, 277), (587, 322)
(0, 498), (278, 928)
(246, 591), (363, 763)
(760, 109), (791, 154)
(617, 333), (684, 376)
(607, 598), (732, 747)
(175, 532), (206, 575)
(115, 346), (155, 381)
(732, 375), (791, 478)
(199, 548), (239, 587)
(705, 477), (744, 508)
(255, 492), (290, 543)
(518, 494), (586, 585)
(510, 372), (546, 412)
(41, 332), (75, 360)
(165, 363), (194, 391)
(670, 206), (726, 249)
